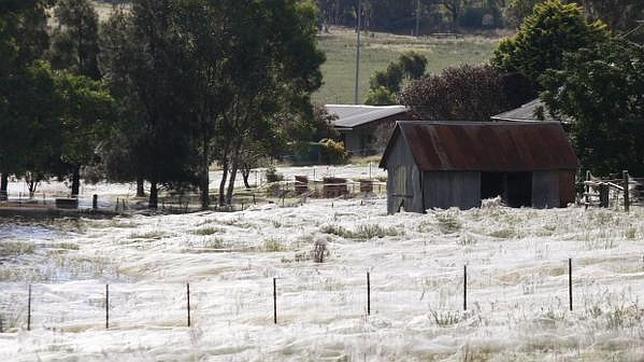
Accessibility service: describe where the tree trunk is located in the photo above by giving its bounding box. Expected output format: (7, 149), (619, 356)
(149, 181), (158, 209)
(225, 160), (239, 205)
(0, 173), (8, 201)
(136, 177), (146, 197)
(71, 166), (81, 197)
(241, 164), (251, 189)
(200, 137), (210, 210)
(218, 158), (229, 207)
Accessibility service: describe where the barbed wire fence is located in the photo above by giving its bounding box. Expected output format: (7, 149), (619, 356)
(2, 256), (639, 333)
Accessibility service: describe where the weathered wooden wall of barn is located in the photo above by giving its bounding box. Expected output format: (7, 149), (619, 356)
(558, 170), (576, 207)
(423, 171), (481, 210)
(532, 171), (560, 208)
(386, 134), (423, 214)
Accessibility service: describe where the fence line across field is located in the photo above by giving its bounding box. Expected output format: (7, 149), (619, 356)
(3, 257), (617, 332)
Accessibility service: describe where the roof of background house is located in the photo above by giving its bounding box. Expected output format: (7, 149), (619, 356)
(325, 104), (408, 129)
(380, 121), (579, 171)
(491, 99), (568, 123)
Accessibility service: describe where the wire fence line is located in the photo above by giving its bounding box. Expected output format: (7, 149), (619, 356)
(2, 256), (637, 333)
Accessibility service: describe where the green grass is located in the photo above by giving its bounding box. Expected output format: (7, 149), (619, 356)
(315, 27), (501, 104)
(90, 4), (500, 105)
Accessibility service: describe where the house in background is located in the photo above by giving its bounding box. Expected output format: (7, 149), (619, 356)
(325, 104), (409, 156)
(379, 121), (579, 214)
(492, 99), (572, 130)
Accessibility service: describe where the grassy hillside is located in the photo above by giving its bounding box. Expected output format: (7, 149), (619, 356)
(316, 27), (501, 105)
(89, 4), (501, 105)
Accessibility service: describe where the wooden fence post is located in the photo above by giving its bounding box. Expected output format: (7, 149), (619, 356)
(273, 278), (277, 324)
(623, 170), (630, 212)
(463, 265), (467, 311)
(585, 170), (591, 209)
(568, 258), (573, 311)
(105, 284), (109, 329)
(27, 284), (31, 331)
(187, 283), (191, 327)
(367, 272), (371, 316)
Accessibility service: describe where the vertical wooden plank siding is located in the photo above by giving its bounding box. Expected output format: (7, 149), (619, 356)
(423, 171), (480, 210)
(558, 170), (576, 207)
(386, 133), (423, 213)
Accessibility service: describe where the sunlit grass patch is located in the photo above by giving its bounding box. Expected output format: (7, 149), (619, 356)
(193, 227), (223, 236)
(129, 230), (167, 240)
(262, 238), (287, 252)
(434, 211), (462, 234)
(320, 223), (402, 240)
(0, 241), (35, 257)
(430, 309), (461, 326)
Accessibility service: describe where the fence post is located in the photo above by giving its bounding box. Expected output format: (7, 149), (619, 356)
(187, 283), (191, 327)
(273, 278), (277, 324)
(584, 171), (591, 208)
(27, 284), (32, 331)
(367, 272), (371, 316)
(568, 258), (573, 311)
(463, 265), (467, 311)
(623, 170), (630, 212)
(105, 284), (109, 329)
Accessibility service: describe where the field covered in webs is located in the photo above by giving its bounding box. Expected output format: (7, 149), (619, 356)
(0, 196), (643, 361)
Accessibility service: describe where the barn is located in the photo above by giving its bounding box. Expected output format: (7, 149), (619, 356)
(379, 122), (579, 214)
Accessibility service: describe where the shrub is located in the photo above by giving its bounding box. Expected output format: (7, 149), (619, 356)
(266, 165), (283, 183)
(320, 139), (348, 165)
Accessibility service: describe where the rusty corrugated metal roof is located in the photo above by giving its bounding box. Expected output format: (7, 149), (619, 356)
(380, 121), (579, 171)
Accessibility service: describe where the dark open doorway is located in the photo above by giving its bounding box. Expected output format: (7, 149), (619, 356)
(505, 172), (532, 207)
(480, 172), (532, 207)
(481, 172), (505, 200)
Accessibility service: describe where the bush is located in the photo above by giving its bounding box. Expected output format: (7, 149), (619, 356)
(320, 139), (348, 165)
(266, 164), (283, 183)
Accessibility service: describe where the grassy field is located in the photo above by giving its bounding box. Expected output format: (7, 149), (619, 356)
(315, 27), (502, 104)
(90, 4), (501, 105)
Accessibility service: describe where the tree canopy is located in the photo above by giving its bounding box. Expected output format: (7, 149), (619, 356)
(492, 0), (609, 83)
(540, 38), (644, 175)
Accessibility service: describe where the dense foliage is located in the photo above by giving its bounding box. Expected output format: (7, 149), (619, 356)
(0, 0), (324, 208)
(400, 65), (534, 121)
(540, 38), (644, 176)
(492, 0), (609, 84)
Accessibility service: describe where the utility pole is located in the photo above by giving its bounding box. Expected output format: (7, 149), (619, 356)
(354, 0), (362, 105)
(415, 0), (421, 37)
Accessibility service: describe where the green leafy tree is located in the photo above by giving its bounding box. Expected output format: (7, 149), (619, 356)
(540, 38), (644, 175)
(365, 86), (397, 106)
(365, 51), (427, 105)
(492, 0), (609, 83)
(0, 0), (52, 199)
(49, 0), (103, 195)
(100, 0), (198, 209)
(50, 0), (101, 80)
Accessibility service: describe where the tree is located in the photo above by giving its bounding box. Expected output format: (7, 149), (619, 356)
(50, 0), (101, 80)
(100, 0), (198, 209)
(0, 0), (52, 200)
(540, 38), (644, 176)
(492, 0), (609, 83)
(400, 64), (535, 121)
(211, 0), (325, 206)
(365, 86), (397, 106)
(49, 0), (103, 196)
(55, 71), (114, 196)
(365, 51), (427, 105)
